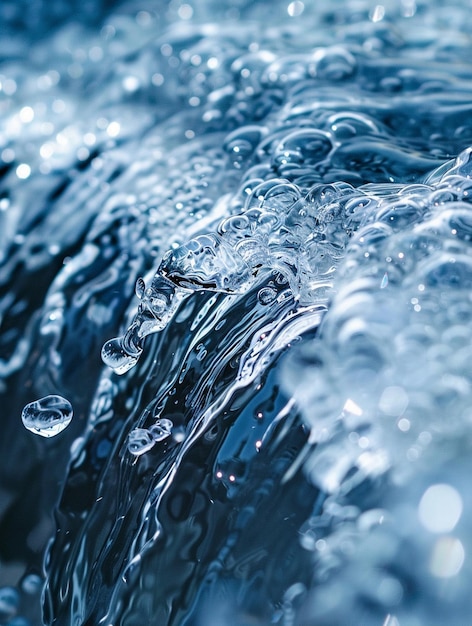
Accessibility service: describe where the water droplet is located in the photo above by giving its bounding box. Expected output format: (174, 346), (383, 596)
(128, 428), (155, 456)
(21, 395), (73, 438)
(149, 419), (173, 442)
(258, 286), (277, 305)
(101, 336), (142, 375)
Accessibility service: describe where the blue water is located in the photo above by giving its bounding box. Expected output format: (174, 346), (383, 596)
(2, 0), (472, 624)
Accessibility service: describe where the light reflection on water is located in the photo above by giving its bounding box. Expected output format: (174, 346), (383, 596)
(1, 0), (472, 624)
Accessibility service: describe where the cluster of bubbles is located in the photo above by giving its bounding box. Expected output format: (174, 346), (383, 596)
(283, 148), (472, 624)
(128, 418), (173, 455)
(101, 177), (356, 375)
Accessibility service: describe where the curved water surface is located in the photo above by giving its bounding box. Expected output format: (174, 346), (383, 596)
(1, 0), (472, 624)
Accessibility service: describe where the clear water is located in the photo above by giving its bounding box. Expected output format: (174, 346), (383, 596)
(2, 0), (472, 624)
(21, 395), (73, 438)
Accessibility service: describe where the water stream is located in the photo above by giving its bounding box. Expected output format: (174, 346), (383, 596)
(2, 0), (472, 624)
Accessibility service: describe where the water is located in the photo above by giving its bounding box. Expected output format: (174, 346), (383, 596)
(2, 0), (472, 624)
(21, 395), (73, 438)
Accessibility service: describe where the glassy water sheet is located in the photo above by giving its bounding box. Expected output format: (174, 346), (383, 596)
(2, 0), (472, 624)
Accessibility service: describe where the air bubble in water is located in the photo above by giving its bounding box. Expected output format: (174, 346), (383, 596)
(128, 428), (155, 456)
(21, 395), (73, 438)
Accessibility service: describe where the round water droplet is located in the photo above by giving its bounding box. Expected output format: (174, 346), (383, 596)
(128, 428), (155, 456)
(21, 395), (73, 438)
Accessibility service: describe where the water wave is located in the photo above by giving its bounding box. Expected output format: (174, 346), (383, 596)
(1, 0), (472, 624)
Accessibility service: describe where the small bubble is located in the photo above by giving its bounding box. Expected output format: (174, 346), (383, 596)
(21, 395), (73, 438)
(397, 417), (410, 432)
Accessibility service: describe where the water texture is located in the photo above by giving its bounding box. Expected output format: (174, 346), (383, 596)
(1, 0), (472, 624)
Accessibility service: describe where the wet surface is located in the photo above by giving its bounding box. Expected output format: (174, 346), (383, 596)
(2, 0), (472, 624)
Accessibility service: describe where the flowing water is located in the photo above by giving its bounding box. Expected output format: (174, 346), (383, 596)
(2, 0), (472, 624)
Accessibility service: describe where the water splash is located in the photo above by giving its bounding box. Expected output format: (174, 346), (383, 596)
(2, 0), (472, 625)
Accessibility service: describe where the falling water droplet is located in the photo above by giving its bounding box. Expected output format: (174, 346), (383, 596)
(380, 272), (389, 288)
(21, 395), (73, 438)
